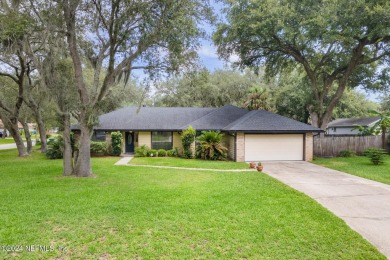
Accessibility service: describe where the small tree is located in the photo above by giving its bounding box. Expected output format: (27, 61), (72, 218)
(181, 126), (196, 159)
(111, 132), (122, 156)
(364, 148), (387, 165)
(195, 131), (228, 160)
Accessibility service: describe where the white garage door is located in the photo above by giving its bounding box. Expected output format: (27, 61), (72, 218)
(244, 134), (304, 161)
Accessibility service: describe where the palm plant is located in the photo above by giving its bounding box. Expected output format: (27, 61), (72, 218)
(370, 110), (390, 149)
(243, 86), (273, 111)
(195, 131), (228, 160)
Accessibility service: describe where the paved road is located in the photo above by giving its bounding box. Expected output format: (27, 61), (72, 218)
(263, 161), (390, 258)
(0, 141), (36, 150)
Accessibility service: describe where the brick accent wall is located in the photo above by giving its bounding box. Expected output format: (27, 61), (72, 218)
(305, 133), (313, 161)
(138, 132), (151, 148)
(236, 133), (245, 162)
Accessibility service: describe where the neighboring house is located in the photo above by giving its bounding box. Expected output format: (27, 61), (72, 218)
(0, 119), (14, 137)
(84, 105), (321, 162)
(0, 119), (6, 137)
(326, 117), (380, 135)
(0, 119), (36, 137)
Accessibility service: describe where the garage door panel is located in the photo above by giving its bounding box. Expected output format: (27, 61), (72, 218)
(245, 134), (303, 161)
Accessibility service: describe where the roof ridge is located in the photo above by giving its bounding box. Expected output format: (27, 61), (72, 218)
(178, 107), (221, 129)
(222, 110), (256, 130)
(179, 105), (248, 130)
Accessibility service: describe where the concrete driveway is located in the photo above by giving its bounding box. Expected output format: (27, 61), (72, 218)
(263, 161), (390, 258)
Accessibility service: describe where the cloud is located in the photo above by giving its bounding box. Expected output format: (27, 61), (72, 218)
(198, 44), (219, 59)
(228, 53), (239, 63)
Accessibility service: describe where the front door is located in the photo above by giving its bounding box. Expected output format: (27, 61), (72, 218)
(125, 132), (135, 153)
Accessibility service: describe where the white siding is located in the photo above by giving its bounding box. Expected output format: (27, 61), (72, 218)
(327, 127), (360, 135)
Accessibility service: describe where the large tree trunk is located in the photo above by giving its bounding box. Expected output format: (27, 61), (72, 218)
(6, 118), (27, 157)
(64, 1), (93, 177)
(382, 126), (386, 149)
(74, 121), (92, 177)
(62, 113), (74, 176)
(36, 114), (47, 153)
(28, 103), (47, 153)
(21, 120), (33, 153)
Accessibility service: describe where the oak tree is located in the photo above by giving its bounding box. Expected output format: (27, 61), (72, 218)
(214, 0), (390, 129)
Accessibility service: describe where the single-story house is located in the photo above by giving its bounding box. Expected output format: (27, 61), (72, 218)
(88, 105), (321, 162)
(326, 117), (380, 135)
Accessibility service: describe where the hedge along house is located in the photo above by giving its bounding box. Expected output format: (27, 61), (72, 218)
(90, 105), (322, 162)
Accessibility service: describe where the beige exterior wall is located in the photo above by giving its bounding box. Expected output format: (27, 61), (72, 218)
(305, 132), (313, 161)
(236, 133), (245, 162)
(138, 132), (152, 148)
(172, 132), (183, 155)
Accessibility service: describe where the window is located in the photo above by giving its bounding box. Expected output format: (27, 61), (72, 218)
(92, 131), (106, 141)
(151, 131), (172, 150)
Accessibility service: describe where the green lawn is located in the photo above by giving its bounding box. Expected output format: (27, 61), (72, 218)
(0, 138), (16, 144)
(129, 157), (249, 169)
(314, 155), (390, 185)
(0, 150), (384, 259)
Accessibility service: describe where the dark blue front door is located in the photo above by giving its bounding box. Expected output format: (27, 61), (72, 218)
(125, 132), (134, 153)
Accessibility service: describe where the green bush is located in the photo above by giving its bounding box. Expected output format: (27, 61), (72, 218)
(148, 149), (157, 157)
(181, 126), (196, 159)
(167, 147), (179, 157)
(195, 131), (227, 160)
(363, 148), (379, 156)
(339, 149), (356, 157)
(90, 141), (107, 156)
(157, 149), (167, 157)
(111, 132), (122, 156)
(135, 145), (150, 157)
(46, 136), (63, 159)
(364, 148), (387, 165)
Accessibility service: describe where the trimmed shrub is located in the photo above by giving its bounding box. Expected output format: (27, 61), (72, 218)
(181, 126), (196, 159)
(46, 136), (63, 159)
(148, 149), (157, 157)
(135, 145), (150, 157)
(364, 148), (387, 165)
(157, 149), (167, 157)
(195, 131), (227, 160)
(90, 141), (107, 156)
(339, 149), (356, 157)
(167, 147), (179, 157)
(111, 132), (122, 156)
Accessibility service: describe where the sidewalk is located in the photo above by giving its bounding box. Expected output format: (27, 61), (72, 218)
(0, 141), (36, 150)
